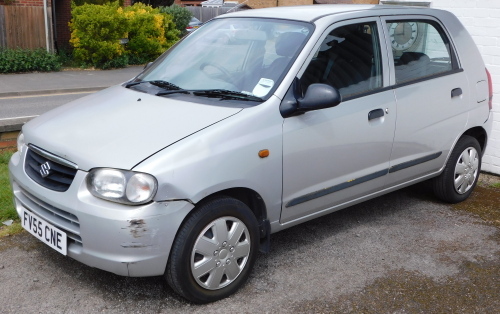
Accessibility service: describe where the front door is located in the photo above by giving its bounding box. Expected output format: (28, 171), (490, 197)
(281, 19), (396, 224)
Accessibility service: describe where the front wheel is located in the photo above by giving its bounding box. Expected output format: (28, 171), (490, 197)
(433, 135), (481, 203)
(166, 197), (259, 303)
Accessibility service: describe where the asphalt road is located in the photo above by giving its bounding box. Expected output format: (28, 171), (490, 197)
(1, 181), (499, 313)
(0, 91), (92, 120)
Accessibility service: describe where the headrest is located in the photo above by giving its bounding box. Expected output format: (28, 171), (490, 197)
(333, 24), (361, 37)
(400, 52), (430, 65)
(275, 32), (307, 57)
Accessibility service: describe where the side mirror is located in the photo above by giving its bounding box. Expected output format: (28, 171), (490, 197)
(298, 83), (341, 111)
(144, 62), (153, 70)
(280, 78), (341, 118)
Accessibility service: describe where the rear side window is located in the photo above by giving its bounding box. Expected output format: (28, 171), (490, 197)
(386, 20), (457, 84)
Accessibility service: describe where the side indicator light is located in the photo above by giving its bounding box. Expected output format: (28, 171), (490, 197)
(258, 149), (270, 158)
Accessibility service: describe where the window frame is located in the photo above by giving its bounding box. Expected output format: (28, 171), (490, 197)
(296, 17), (390, 102)
(380, 15), (462, 88)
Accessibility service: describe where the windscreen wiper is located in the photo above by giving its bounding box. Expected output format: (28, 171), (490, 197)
(125, 80), (183, 91)
(192, 89), (263, 102)
(127, 83), (263, 101)
(156, 90), (190, 96)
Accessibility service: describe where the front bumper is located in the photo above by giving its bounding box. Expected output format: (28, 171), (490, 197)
(9, 149), (194, 277)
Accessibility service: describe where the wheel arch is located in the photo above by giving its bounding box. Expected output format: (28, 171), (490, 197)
(202, 187), (268, 223)
(462, 126), (487, 156)
(178, 187), (271, 254)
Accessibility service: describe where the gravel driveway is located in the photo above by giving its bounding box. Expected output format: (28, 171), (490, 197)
(1, 178), (499, 313)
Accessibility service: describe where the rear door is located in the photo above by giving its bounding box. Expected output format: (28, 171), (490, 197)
(381, 16), (469, 186)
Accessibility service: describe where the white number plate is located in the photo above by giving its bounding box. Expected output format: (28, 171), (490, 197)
(21, 208), (67, 255)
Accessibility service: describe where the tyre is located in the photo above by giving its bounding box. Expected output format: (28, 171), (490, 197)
(166, 197), (260, 303)
(433, 135), (481, 203)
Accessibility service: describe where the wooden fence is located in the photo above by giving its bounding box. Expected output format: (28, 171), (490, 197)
(0, 5), (53, 50)
(186, 6), (246, 23)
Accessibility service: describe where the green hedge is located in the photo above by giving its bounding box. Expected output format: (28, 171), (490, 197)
(0, 48), (61, 73)
(159, 5), (192, 34)
(73, 0), (124, 6)
(69, 2), (180, 69)
(69, 2), (128, 69)
(124, 3), (179, 65)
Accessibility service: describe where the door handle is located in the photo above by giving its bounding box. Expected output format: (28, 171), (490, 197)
(451, 88), (462, 98)
(368, 108), (384, 121)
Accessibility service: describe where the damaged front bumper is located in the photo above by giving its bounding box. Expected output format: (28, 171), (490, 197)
(9, 150), (194, 277)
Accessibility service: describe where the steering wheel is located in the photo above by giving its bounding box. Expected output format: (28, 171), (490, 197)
(200, 62), (233, 83)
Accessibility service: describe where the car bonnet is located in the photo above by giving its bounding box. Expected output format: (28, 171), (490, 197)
(22, 85), (242, 171)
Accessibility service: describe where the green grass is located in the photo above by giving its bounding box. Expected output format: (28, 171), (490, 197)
(0, 151), (15, 220)
(0, 150), (22, 236)
(491, 182), (500, 188)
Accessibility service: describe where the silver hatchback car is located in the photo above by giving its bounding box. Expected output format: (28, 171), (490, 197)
(9, 5), (493, 303)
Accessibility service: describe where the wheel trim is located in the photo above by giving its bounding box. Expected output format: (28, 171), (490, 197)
(191, 216), (251, 290)
(454, 147), (479, 194)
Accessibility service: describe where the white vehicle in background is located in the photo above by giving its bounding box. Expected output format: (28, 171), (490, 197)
(186, 16), (202, 32)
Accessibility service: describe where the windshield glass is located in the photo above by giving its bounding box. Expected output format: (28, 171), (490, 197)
(136, 18), (313, 100)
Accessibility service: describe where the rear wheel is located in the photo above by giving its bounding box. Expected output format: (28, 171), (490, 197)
(166, 197), (259, 303)
(433, 135), (481, 203)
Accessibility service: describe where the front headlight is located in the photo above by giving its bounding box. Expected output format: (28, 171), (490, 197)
(87, 168), (158, 205)
(17, 132), (25, 153)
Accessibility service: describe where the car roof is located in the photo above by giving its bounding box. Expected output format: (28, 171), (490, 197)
(216, 5), (437, 23)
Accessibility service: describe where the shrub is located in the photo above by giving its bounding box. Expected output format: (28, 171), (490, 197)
(69, 2), (128, 69)
(69, 2), (179, 69)
(100, 54), (129, 70)
(134, 0), (174, 8)
(123, 3), (179, 63)
(73, 0), (124, 6)
(0, 48), (61, 73)
(159, 5), (192, 34)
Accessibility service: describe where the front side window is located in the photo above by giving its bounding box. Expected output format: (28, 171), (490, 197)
(135, 18), (313, 101)
(387, 20), (456, 84)
(301, 21), (383, 99)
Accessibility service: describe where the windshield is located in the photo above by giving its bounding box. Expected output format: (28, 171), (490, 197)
(135, 18), (313, 101)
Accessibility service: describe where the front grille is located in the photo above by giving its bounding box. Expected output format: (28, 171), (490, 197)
(16, 186), (82, 245)
(25, 146), (78, 192)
